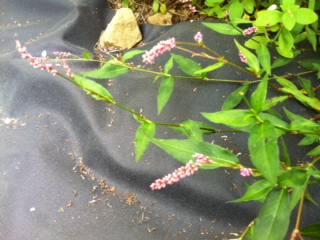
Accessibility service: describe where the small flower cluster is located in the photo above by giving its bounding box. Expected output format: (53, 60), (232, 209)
(240, 168), (253, 177)
(178, 0), (197, 12)
(63, 60), (73, 78)
(194, 32), (203, 44)
(142, 37), (176, 64)
(150, 153), (214, 190)
(239, 51), (247, 63)
(16, 40), (59, 76)
(53, 51), (71, 58)
(242, 27), (258, 36)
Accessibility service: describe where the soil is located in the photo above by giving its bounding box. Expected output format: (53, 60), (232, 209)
(107, 0), (212, 25)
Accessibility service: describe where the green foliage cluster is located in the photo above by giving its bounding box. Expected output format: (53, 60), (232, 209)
(25, 0), (320, 239)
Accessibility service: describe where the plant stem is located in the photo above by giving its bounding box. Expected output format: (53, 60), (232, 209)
(177, 42), (222, 58)
(239, 219), (257, 240)
(290, 186), (307, 240)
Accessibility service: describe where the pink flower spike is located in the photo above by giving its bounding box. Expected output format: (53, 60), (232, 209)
(242, 27), (258, 36)
(150, 154), (214, 191)
(142, 37), (176, 64)
(63, 60), (74, 79)
(240, 168), (253, 177)
(194, 32), (203, 44)
(188, 4), (197, 13)
(239, 51), (247, 63)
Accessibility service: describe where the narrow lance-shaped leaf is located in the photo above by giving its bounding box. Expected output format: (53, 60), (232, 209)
(277, 28), (294, 58)
(164, 56), (174, 74)
(234, 39), (260, 75)
(291, 185), (307, 210)
(151, 139), (239, 167)
(251, 189), (291, 240)
(157, 76), (175, 115)
(230, 180), (274, 203)
(194, 62), (225, 75)
(202, 23), (242, 36)
(202, 109), (257, 127)
(82, 62), (130, 79)
(182, 120), (203, 141)
(257, 45), (271, 75)
(222, 84), (249, 111)
(278, 169), (308, 188)
(248, 121), (280, 184)
(171, 54), (205, 77)
(300, 223), (320, 239)
(122, 50), (146, 62)
(298, 76), (314, 97)
(73, 75), (115, 103)
(280, 136), (291, 166)
(251, 75), (268, 113)
(135, 122), (156, 162)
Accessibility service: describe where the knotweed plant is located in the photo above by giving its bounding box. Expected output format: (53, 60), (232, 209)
(16, 1), (320, 239)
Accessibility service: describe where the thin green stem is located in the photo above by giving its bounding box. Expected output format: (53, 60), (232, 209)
(177, 42), (222, 58)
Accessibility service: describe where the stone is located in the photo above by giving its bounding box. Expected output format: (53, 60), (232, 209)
(98, 8), (142, 50)
(147, 12), (173, 26)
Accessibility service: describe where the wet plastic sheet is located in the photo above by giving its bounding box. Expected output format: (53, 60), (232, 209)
(1, 1), (320, 239)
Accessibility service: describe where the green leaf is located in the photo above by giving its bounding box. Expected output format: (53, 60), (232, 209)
(245, 36), (269, 50)
(230, 180), (274, 203)
(271, 50), (300, 69)
(300, 223), (320, 239)
(82, 62), (130, 79)
(278, 169), (308, 187)
(298, 59), (320, 70)
(282, 12), (296, 31)
(82, 52), (92, 60)
(307, 27), (317, 51)
(251, 189), (291, 240)
(307, 145), (320, 156)
(298, 135), (319, 146)
(305, 190), (318, 206)
(291, 186), (306, 210)
(262, 96), (289, 111)
(294, 32), (308, 44)
(222, 84), (249, 111)
(151, 139), (239, 167)
(277, 28), (294, 58)
(202, 109), (256, 127)
(171, 54), (205, 77)
(160, 3), (167, 14)
(248, 121), (280, 184)
(293, 8), (318, 25)
(242, 0), (255, 14)
(298, 76), (314, 97)
(135, 122), (156, 162)
(234, 39), (260, 75)
(182, 120), (203, 141)
(122, 50), (146, 62)
(280, 136), (291, 166)
(152, 0), (160, 12)
(257, 45), (271, 75)
(194, 62), (225, 75)
(73, 75), (115, 103)
(277, 78), (320, 111)
(259, 112), (290, 136)
(229, 1), (244, 20)
(251, 75), (268, 112)
(158, 76), (175, 115)
(202, 23), (242, 35)
(255, 10), (283, 26)
(164, 56), (174, 74)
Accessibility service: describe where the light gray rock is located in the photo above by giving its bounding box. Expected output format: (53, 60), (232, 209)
(98, 8), (142, 50)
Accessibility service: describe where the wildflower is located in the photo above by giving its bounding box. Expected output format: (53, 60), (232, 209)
(150, 153), (214, 190)
(63, 60), (73, 78)
(194, 32), (203, 44)
(142, 37), (176, 64)
(188, 4), (197, 13)
(240, 168), (253, 177)
(239, 51), (247, 63)
(15, 40), (59, 76)
(53, 52), (71, 58)
(242, 27), (258, 36)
